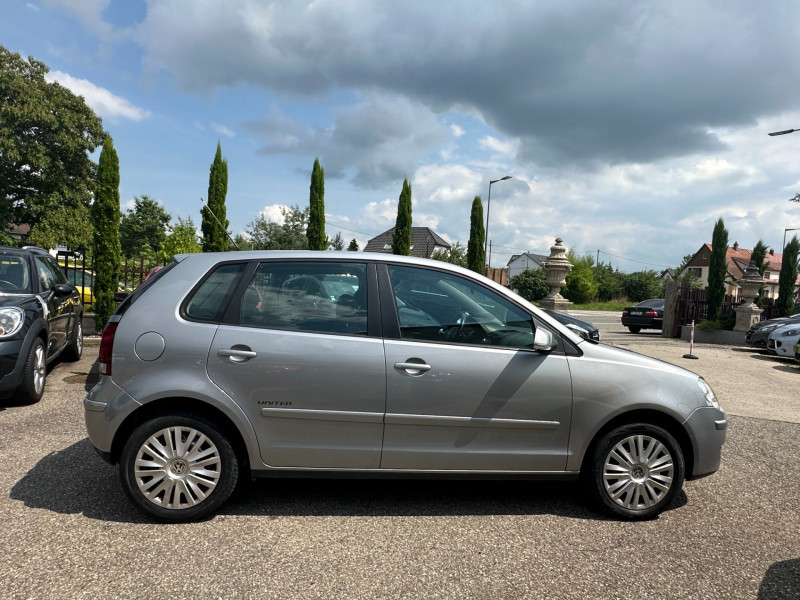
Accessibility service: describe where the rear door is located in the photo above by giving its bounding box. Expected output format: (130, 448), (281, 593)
(206, 260), (386, 469)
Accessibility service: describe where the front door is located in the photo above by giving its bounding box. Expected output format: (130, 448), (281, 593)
(380, 264), (573, 472)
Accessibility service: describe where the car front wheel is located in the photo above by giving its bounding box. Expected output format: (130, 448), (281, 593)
(585, 424), (685, 520)
(120, 414), (239, 522)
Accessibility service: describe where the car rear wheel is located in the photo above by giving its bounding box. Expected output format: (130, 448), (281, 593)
(63, 318), (83, 362)
(120, 415), (239, 522)
(584, 424), (685, 520)
(628, 326), (641, 333)
(16, 337), (46, 404)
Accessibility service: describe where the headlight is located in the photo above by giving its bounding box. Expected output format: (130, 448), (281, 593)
(698, 377), (720, 409)
(0, 307), (24, 338)
(779, 328), (800, 337)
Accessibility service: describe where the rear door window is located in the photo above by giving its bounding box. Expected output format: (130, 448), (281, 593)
(239, 262), (367, 335)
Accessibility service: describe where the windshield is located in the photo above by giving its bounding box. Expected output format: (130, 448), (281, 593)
(0, 254), (31, 294)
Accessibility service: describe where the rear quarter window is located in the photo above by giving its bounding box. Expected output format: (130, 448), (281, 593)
(183, 262), (247, 322)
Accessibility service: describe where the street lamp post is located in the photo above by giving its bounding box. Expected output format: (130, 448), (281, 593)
(767, 129), (800, 251)
(483, 175), (512, 271)
(784, 228), (800, 252)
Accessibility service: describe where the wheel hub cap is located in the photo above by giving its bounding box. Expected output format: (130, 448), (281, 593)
(134, 426), (221, 510)
(603, 434), (674, 511)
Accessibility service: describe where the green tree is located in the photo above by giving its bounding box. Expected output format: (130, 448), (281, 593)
(120, 195), (171, 258)
(0, 46), (105, 234)
(705, 218), (729, 321)
(392, 178), (412, 255)
(432, 241), (468, 268)
(510, 268), (549, 302)
(750, 239), (770, 305)
(307, 158), (326, 250)
(563, 252), (598, 304)
(622, 270), (664, 303)
(329, 231), (345, 251)
(466, 196), (485, 274)
(595, 262), (624, 301)
(347, 238), (359, 251)
(201, 142), (229, 252)
(158, 217), (200, 261)
(91, 135), (121, 330)
(776, 236), (799, 317)
(246, 205), (309, 250)
(29, 202), (93, 256)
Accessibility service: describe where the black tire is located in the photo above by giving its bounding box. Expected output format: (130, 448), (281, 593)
(16, 337), (47, 405)
(63, 317), (83, 362)
(628, 326), (641, 333)
(120, 414), (239, 522)
(584, 423), (685, 520)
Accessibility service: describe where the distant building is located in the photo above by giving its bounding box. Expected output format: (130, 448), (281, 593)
(507, 252), (549, 280)
(363, 227), (451, 259)
(685, 241), (799, 298)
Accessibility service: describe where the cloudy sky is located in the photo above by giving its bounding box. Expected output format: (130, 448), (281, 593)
(4, 0), (800, 270)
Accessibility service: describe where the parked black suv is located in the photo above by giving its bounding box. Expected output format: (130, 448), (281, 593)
(0, 246), (83, 403)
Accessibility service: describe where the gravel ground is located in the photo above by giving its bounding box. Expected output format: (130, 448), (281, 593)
(0, 330), (798, 600)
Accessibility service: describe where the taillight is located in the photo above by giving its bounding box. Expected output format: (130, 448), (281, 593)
(622, 310), (629, 316)
(99, 321), (118, 376)
(644, 310), (659, 317)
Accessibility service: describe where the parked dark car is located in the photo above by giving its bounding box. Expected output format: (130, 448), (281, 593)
(621, 299), (664, 333)
(85, 252), (725, 523)
(0, 246), (83, 403)
(745, 313), (800, 348)
(544, 309), (600, 341)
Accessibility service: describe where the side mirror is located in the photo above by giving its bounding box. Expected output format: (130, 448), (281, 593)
(533, 327), (557, 352)
(54, 283), (74, 297)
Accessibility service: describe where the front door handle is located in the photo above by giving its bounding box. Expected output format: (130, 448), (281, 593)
(394, 361), (431, 374)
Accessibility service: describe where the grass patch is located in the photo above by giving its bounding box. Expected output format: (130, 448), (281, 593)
(568, 301), (627, 311)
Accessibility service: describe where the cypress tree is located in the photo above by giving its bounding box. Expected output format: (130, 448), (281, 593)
(347, 238), (359, 251)
(201, 142), (229, 252)
(776, 236), (799, 317)
(392, 178), (412, 255)
(750, 239), (769, 305)
(466, 195), (485, 273)
(705, 218), (729, 321)
(307, 158), (326, 250)
(91, 135), (122, 331)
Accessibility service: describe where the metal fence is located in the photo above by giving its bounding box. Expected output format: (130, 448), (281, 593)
(57, 253), (167, 307)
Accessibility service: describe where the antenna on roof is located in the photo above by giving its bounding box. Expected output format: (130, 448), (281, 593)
(200, 198), (239, 250)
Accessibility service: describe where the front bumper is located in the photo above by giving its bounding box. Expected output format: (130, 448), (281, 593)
(684, 406), (727, 479)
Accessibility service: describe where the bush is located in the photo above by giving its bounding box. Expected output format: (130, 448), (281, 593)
(510, 268), (549, 302)
(622, 271), (663, 303)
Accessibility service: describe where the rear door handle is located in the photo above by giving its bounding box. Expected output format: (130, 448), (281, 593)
(219, 348), (257, 362)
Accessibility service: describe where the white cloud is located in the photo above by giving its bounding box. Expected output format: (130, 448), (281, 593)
(46, 71), (151, 121)
(479, 136), (519, 158)
(212, 122), (235, 138)
(450, 124), (465, 138)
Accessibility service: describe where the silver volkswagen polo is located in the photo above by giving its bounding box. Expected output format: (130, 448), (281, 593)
(84, 252), (726, 522)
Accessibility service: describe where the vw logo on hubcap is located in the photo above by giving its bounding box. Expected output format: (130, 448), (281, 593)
(171, 460), (188, 476)
(631, 465), (646, 480)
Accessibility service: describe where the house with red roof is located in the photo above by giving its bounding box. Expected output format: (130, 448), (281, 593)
(684, 242), (799, 298)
